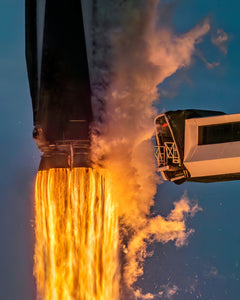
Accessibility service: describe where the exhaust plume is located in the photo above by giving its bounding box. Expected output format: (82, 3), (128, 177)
(34, 168), (119, 300)
(30, 1), (216, 299)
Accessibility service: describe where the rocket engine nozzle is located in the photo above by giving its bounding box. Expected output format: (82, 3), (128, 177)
(33, 127), (91, 170)
(38, 144), (91, 170)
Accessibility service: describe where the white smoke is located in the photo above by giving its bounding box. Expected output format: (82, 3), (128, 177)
(91, 0), (208, 225)
(89, 0), (209, 297)
(211, 28), (229, 55)
(159, 284), (179, 299)
(123, 196), (200, 297)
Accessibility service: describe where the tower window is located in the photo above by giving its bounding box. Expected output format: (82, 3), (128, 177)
(198, 122), (240, 145)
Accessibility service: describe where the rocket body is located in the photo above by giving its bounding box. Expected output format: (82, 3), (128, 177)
(26, 0), (93, 169)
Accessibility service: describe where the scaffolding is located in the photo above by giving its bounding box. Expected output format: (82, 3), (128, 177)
(155, 142), (180, 168)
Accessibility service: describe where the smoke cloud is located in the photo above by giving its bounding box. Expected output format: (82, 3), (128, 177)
(158, 284), (179, 299)
(124, 196), (200, 291)
(211, 28), (229, 55)
(90, 0), (208, 297)
(91, 0), (208, 225)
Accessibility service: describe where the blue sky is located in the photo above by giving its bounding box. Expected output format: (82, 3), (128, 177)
(0, 0), (37, 299)
(0, 0), (240, 299)
(146, 1), (240, 299)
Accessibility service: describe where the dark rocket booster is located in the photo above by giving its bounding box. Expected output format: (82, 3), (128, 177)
(25, 0), (93, 170)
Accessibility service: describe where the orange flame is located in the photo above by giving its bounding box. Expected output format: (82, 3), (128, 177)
(34, 168), (119, 300)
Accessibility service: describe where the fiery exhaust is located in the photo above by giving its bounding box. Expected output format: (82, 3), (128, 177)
(34, 168), (119, 300)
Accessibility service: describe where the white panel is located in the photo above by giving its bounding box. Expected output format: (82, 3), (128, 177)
(184, 113), (240, 177)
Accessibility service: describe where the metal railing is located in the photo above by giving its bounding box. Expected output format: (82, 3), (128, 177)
(155, 142), (180, 167)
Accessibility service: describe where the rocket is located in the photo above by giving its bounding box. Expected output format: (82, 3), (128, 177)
(25, 0), (93, 170)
